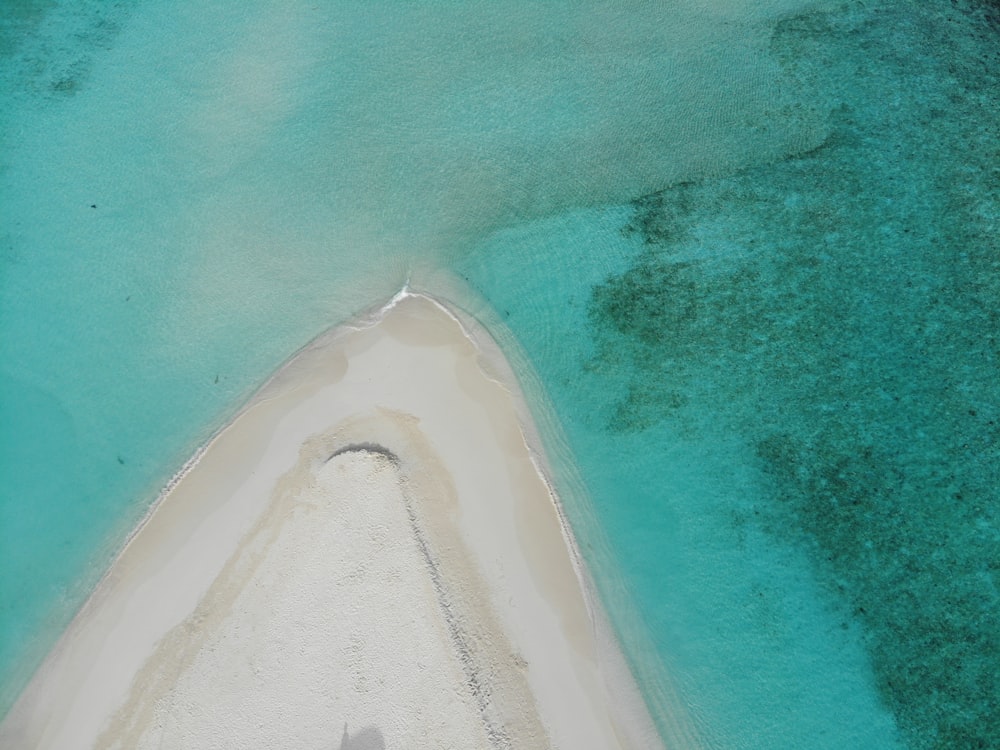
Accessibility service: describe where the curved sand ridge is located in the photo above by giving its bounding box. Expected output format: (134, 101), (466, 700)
(0, 292), (702, 749)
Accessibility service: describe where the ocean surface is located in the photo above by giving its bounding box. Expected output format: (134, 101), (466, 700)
(1, 1), (997, 748)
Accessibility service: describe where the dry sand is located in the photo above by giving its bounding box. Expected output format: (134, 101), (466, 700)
(0, 292), (696, 749)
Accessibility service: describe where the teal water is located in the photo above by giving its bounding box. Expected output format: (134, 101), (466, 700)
(2, 1), (997, 748)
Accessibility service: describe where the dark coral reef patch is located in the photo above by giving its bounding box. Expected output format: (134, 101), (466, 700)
(587, 2), (999, 747)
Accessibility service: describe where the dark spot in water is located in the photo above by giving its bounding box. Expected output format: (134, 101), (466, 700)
(51, 77), (78, 94)
(3, 1), (136, 102)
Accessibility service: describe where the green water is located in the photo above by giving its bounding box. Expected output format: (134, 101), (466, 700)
(2, 1), (997, 747)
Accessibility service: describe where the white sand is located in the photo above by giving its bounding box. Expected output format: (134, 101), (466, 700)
(0, 292), (700, 749)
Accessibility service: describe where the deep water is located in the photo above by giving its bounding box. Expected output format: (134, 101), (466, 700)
(2, 1), (998, 748)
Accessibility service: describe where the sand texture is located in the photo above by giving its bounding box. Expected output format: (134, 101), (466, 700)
(0, 293), (682, 749)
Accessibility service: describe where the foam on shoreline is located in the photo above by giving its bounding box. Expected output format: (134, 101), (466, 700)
(0, 292), (701, 749)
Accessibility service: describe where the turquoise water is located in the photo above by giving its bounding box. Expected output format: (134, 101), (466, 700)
(2, 1), (997, 747)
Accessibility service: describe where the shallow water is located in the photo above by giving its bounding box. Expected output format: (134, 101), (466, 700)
(2, 1), (997, 747)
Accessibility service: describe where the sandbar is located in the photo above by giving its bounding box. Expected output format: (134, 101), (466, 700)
(0, 292), (691, 749)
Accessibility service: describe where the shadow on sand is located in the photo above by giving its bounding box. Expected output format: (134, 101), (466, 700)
(336, 724), (385, 750)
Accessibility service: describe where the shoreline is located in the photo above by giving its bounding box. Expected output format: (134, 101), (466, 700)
(1, 290), (697, 749)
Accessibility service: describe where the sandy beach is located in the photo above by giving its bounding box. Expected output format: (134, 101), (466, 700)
(0, 292), (690, 749)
